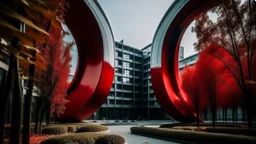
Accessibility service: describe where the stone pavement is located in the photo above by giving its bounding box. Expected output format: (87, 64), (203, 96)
(108, 125), (180, 144)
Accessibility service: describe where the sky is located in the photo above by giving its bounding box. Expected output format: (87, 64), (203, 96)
(97, 0), (198, 57)
(67, 0), (200, 75)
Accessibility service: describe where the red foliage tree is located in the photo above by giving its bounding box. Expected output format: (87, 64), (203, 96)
(181, 43), (247, 125)
(36, 26), (72, 126)
(193, 0), (256, 128)
(181, 65), (200, 126)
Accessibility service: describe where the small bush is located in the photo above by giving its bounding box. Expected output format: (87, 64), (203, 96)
(42, 126), (68, 135)
(131, 127), (256, 144)
(67, 126), (76, 133)
(76, 124), (108, 133)
(96, 134), (126, 144)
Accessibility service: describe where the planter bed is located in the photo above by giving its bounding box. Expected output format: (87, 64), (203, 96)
(130, 127), (256, 144)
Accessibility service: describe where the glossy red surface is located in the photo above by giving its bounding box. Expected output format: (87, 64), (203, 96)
(151, 0), (219, 122)
(59, 0), (114, 121)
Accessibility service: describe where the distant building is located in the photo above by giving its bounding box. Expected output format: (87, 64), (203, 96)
(88, 42), (194, 120)
(91, 41), (143, 120)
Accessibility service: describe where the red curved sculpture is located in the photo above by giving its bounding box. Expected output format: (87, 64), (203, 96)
(151, 0), (219, 122)
(59, 0), (114, 121)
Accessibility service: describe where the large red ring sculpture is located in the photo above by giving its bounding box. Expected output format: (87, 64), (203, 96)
(60, 0), (114, 121)
(151, 0), (219, 122)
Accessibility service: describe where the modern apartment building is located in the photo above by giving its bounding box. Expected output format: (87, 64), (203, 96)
(90, 41), (193, 120)
(90, 41), (144, 120)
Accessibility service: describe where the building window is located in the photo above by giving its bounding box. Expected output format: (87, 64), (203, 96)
(123, 77), (132, 84)
(109, 91), (115, 96)
(109, 100), (114, 104)
(116, 100), (122, 105)
(135, 79), (141, 85)
(116, 84), (122, 89)
(115, 68), (122, 74)
(135, 86), (142, 92)
(135, 64), (141, 69)
(123, 85), (133, 91)
(116, 51), (123, 57)
(116, 60), (122, 66)
(135, 71), (141, 77)
(124, 93), (132, 98)
(124, 101), (132, 105)
(144, 57), (150, 63)
(116, 92), (122, 97)
(123, 69), (132, 76)
(135, 56), (142, 62)
(129, 55), (133, 60)
(115, 76), (122, 82)
(123, 53), (131, 60)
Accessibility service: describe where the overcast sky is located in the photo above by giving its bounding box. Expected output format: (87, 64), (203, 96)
(97, 0), (198, 58)
(68, 0), (200, 75)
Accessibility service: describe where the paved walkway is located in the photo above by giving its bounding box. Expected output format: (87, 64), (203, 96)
(108, 125), (180, 144)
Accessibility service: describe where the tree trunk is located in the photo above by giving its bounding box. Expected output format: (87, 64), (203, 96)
(46, 100), (51, 126)
(246, 99), (253, 128)
(22, 50), (36, 144)
(9, 58), (22, 144)
(34, 97), (43, 134)
(196, 95), (199, 128)
(0, 59), (13, 144)
(40, 98), (47, 129)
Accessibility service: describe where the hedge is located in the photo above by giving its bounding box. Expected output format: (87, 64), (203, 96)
(41, 133), (125, 144)
(96, 134), (126, 144)
(42, 126), (68, 135)
(130, 127), (256, 144)
(160, 123), (241, 128)
(75, 124), (109, 133)
(205, 127), (256, 136)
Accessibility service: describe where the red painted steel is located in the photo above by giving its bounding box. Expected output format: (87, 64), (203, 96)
(59, 0), (114, 121)
(151, 0), (219, 122)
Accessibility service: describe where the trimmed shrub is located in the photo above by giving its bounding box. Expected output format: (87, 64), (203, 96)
(41, 133), (103, 144)
(67, 126), (76, 133)
(206, 127), (256, 136)
(76, 124), (108, 133)
(160, 123), (241, 128)
(42, 126), (68, 135)
(96, 134), (126, 144)
(131, 127), (256, 144)
(41, 133), (125, 144)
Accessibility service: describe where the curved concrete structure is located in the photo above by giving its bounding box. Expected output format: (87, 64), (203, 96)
(151, 0), (219, 122)
(60, 0), (114, 121)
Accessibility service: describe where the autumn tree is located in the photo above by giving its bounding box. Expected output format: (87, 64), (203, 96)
(34, 26), (72, 131)
(193, 0), (256, 128)
(181, 65), (201, 127)
(0, 0), (67, 144)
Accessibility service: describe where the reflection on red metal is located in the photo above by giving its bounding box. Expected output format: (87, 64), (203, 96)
(59, 0), (114, 121)
(151, 0), (219, 122)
